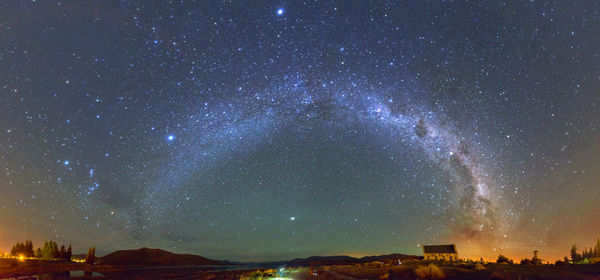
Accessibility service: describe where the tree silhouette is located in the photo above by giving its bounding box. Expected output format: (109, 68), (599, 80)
(59, 245), (67, 259)
(41, 240), (59, 259)
(571, 244), (582, 262)
(496, 255), (510, 264)
(9, 240), (35, 257)
(531, 250), (542, 265)
(85, 247), (96, 264)
(25, 240), (34, 257)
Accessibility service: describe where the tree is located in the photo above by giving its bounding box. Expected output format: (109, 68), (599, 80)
(41, 240), (59, 259)
(9, 240), (35, 257)
(59, 245), (67, 259)
(571, 244), (582, 262)
(34, 248), (42, 259)
(496, 255), (510, 264)
(25, 240), (34, 257)
(85, 247), (96, 265)
(67, 245), (72, 261)
(52, 241), (58, 258)
(531, 250), (542, 265)
(10, 242), (21, 256)
(520, 258), (531, 265)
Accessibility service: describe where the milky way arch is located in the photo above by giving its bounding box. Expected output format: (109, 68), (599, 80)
(143, 79), (510, 247)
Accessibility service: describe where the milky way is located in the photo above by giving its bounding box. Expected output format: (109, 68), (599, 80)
(146, 80), (508, 240)
(1, 1), (599, 261)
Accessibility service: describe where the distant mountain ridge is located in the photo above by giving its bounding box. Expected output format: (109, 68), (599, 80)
(287, 253), (420, 266)
(99, 247), (229, 266)
(98, 247), (420, 267)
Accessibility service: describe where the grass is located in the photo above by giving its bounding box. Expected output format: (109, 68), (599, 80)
(414, 263), (445, 279)
(5, 259), (600, 279)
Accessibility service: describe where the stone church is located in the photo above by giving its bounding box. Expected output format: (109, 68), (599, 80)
(423, 244), (458, 261)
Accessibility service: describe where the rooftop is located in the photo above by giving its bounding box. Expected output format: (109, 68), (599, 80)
(423, 245), (457, 254)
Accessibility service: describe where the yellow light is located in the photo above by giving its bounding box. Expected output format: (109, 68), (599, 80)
(18, 255), (25, 261)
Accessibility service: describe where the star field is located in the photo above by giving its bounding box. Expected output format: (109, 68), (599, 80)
(0, 1), (599, 262)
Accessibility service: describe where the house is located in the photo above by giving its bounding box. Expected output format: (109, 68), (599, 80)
(423, 244), (458, 261)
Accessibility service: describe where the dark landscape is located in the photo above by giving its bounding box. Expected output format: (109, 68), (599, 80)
(3, 243), (600, 279)
(3, 256), (600, 279)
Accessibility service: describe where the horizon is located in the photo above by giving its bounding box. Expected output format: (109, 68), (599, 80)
(1, 0), (599, 266)
(0, 239), (591, 263)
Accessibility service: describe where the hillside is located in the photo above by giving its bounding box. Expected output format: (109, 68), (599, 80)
(359, 253), (421, 262)
(99, 247), (227, 266)
(287, 253), (421, 266)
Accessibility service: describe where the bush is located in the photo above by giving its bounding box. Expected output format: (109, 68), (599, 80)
(531, 257), (543, 265)
(414, 263), (445, 279)
(554, 259), (568, 265)
(520, 258), (531, 265)
(474, 263), (486, 270)
(496, 255), (510, 264)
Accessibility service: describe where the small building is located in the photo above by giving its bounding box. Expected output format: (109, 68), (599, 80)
(423, 244), (458, 261)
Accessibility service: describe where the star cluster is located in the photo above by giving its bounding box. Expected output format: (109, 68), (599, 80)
(0, 1), (599, 261)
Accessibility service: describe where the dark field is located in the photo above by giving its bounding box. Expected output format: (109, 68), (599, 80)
(3, 259), (600, 279)
(300, 262), (600, 280)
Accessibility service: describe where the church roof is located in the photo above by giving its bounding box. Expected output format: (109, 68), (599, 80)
(423, 245), (457, 254)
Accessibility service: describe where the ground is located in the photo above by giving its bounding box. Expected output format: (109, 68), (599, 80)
(2, 259), (600, 279)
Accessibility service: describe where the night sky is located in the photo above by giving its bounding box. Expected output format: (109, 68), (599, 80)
(1, 1), (599, 262)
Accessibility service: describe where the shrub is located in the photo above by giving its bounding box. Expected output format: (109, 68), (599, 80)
(496, 255), (510, 264)
(554, 259), (567, 265)
(520, 258), (531, 265)
(414, 263), (445, 279)
(474, 263), (486, 270)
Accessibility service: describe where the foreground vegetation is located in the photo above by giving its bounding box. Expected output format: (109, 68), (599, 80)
(3, 258), (600, 279)
(3, 239), (96, 264)
(2, 236), (600, 279)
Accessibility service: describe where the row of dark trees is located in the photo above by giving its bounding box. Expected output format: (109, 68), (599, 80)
(519, 250), (543, 265)
(10, 240), (35, 258)
(570, 238), (600, 262)
(498, 250), (543, 265)
(495, 238), (600, 265)
(9, 240), (72, 260)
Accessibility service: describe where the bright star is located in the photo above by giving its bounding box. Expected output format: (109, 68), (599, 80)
(277, 8), (284, 15)
(64, 161), (70, 165)
(167, 135), (175, 141)
(290, 216), (295, 221)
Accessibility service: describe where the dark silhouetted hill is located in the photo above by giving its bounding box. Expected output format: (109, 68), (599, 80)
(287, 253), (420, 266)
(99, 248), (228, 266)
(359, 253), (421, 262)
